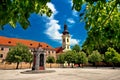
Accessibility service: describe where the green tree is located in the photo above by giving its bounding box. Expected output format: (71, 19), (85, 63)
(0, 0), (52, 29)
(105, 47), (120, 69)
(72, 0), (120, 30)
(73, 0), (120, 54)
(72, 44), (81, 52)
(56, 53), (65, 64)
(6, 43), (33, 69)
(64, 51), (77, 64)
(76, 51), (88, 67)
(88, 50), (103, 68)
(46, 56), (55, 68)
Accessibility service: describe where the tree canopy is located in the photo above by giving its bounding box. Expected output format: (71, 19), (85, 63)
(72, 44), (81, 52)
(6, 43), (33, 69)
(105, 47), (120, 68)
(72, 0), (120, 29)
(88, 50), (103, 67)
(76, 51), (88, 67)
(64, 51), (77, 64)
(72, 0), (120, 54)
(0, 0), (52, 29)
(46, 56), (55, 63)
(56, 53), (65, 64)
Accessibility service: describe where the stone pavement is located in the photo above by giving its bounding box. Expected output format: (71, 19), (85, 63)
(0, 68), (120, 80)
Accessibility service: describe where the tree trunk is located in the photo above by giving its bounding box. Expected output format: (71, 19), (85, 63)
(29, 62), (32, 68)
(93, 62), (97, 68)
(81, 64), (83, 68)
(112, 63), (115, 69)
(78, 63), (80, 67)
(50, 63), (51, 68)
(95, 62), (97, 68)
(16, 62), (19, 69)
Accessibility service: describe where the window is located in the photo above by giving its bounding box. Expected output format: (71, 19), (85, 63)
(30, 44), (32, 46)
(8, 41), (11, 44)
(67, 38), (69, 42)
(63, 39), (65, 42)
(1, 47), (4, 51)
(48, 51), (50, 55)
(67, 46), (69, 49)
(0, 54), (3, 58)
(52, 51), (54, 53)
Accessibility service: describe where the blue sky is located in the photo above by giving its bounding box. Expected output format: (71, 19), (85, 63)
(0, 0), (87, 48)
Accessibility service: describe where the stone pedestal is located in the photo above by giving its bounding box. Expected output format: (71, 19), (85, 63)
(32, 47), (46, 70)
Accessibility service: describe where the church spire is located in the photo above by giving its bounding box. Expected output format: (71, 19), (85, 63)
(62, 24), (69, 35)
(62, 23), (71, 52)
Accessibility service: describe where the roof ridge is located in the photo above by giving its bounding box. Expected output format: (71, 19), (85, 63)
(0, 36), (53, 49)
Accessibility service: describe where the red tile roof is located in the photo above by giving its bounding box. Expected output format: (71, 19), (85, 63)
(55, 47), (64, 53)
(0, 36), (54, 50)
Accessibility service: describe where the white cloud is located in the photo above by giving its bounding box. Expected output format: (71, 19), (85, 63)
(70, 38), (80, 46)
(45, 2), (61, 42)
(72, 10), (78, 17)
(67, 18), (75, 24)
(46, 20), (62, 40)
(47, 2), (58, 19)
(45, 2), (80, 46)
(68, 0), (73, 7)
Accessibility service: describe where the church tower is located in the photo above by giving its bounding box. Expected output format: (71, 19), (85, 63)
(62, 24), (71, 52)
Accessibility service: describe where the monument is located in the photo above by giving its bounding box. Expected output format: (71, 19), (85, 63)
(32, 43), (46, 70)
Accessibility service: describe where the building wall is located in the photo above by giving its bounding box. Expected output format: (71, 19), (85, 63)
(0, 45), (56, 63)
(46, 50), (56, 60)
(0, 46), (9, 62)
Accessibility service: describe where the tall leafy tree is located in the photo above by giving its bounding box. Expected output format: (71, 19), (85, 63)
(46, 56), (55, 68)
(64, 51), (77, 64)
(105, 47), (120, 69)
(76, 51), (88, 67)
(72, 44), (81, 52)
(72, 0), (120, 54)
(88, 50), (103, 68)
(0, 0), (52, 29)
(72, 0), (120, 30)
(6, 43), (33, 69)
(56, 53), (65, 64)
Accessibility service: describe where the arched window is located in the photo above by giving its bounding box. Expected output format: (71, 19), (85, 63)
(1, 47), (4, 51)
(63, 39), (65, 42)
(67, 38), (69, 42)
(0, 54), (3, 58)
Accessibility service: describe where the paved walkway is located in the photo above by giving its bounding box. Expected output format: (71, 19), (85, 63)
(0, 68), (120, 80)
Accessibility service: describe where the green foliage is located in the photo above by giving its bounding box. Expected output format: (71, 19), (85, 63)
(56, 53), (65, 63)
(6, 43), (33, 69)
(105, 47), (120, 64)
(73, 0), (120, 54)
(88, 50), (103, 63)
(64, 51), (77, 63)
(72, 0), (120, 30)
(46, 56), (55, 63)
(72, 44), (81, 52)
(76, 51), (88, 64)
(0, 0), (52, 29)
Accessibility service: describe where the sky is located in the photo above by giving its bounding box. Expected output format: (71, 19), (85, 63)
(0, 0), (87, 48)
